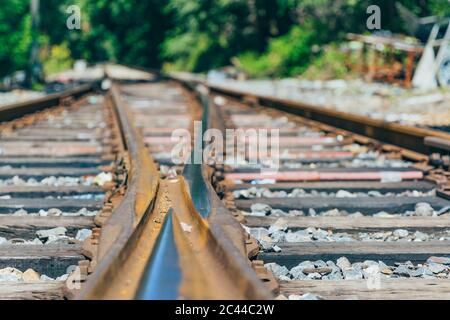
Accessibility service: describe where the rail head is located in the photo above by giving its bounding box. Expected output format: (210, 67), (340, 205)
(76, 80), (273, 300)
(203, 82), (450, 155)
(74, 84), (159, 299)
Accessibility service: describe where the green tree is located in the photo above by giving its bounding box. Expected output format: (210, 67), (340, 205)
(161, 0), (298, 72)
(1, 0), (449, 79)
(78, 0), (170, 67)
(0, 0), (32, 76)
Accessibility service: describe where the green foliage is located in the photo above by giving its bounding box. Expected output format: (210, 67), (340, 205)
(302, 45), (350, 80)
(162, 33), (216, 72)
(161, 0), (297, 72)
(236, 26), (315, 78)
(234, 52), (273, 79)
(71, 0), (170, 67)
(42, 42), (73, 76)
(429, 0), (450, 17)
(0, 0), (31, 76)
(1, 0), (450, 79)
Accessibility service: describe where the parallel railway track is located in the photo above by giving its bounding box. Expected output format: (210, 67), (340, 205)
(76, 77), (269, 300)
(0, 84), (124, 299)
(2, 66), (450, 300)
(209, 92), (450, 299)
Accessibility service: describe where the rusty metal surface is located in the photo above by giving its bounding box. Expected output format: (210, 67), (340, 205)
(166, 70), (450, 300)
(171, 72), (450, 156)
(0, 84), (98, 124)
(135, 208), (181, 300)
(74, 84), (159, 299)
(425, 136), (450, 152)
(138, 176), (272, 300)
(75, 79), (272, 300)
(208, 83), (450, 155)
(204, 80), (450, 300)
(0, 88), (122, 300)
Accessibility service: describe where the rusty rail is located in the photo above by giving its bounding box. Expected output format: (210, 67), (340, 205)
(73, 84), (159, 299)
(169, 72), (450, 156)
(72, 87), (158, 299)
(0, 84), (98, 124)
(207, 83), (450, 155)
(76, 81), (271, 300)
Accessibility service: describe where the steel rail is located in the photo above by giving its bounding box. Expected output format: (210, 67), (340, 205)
(0, 81), (121, 299)
(74, 84), (159, 299)
(176, 86), (272, 299)
(164, 69), (450, 300)
(76, 82), (271, 300)
(208, 80), (450, 300)
(169, 73), (450, 156)
(206, 83), (450, 155)
(0, 83), (99, 123)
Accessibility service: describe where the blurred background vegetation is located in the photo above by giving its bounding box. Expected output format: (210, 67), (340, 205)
(1, 0), (449, 79)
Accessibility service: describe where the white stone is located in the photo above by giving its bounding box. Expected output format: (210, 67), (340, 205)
(93, 172), (113, 186)
(348, 212), (364, 218)
(48, 208), (62, 217)
(270, 231), (286, 242)
(285, 232), (312, 242)
(306, 272), (322, 280)
(336, 190), (356, 198)
(38, 210), (48, 217)
(343, 268), (363, 280)
(322, 209), (341, 217)
(268, 218), (288, 233)
(75, 229), (92, 241)
(249, 227), (269, 241)
(45, 235), (71, 245)
(272, 245), (282, 253)
(22, 269), (40, 282)
(0, 267), (22, 282)
(31, 238), (43, 245)
(13, 209), (28, 216)
(40, 275), (55, 281)
(415, 203), (434, 217)
(336, 257), (351, 270)
(411, 267), (434, 277)
(428, 262), (447, 274)
(290, 266), (306, 280)
(36, 227), (67, 239)
(0, 273), (21, 282)
(288, 210), (304, 216)
(278, 275), (291, 281)
(265, 263), (289, 278)
(56, 274), (69, 282)
(373, 211), (395, 218)
(414, 231), (429, 242)
(250, 203), (271, 215)
(299, 293), (324, 300)
(393, 229), (409, 238)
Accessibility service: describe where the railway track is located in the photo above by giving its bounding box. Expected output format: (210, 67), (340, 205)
(0, 84), (126, 299)
(0, 70), (268, 300)
(75, 76), (269, 300)
(3, 65), (450, 300)
(207, 89), (450, 300)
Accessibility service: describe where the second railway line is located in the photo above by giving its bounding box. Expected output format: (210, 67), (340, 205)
(209, 89), (450, 299)
(1, 66), (450, 300)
